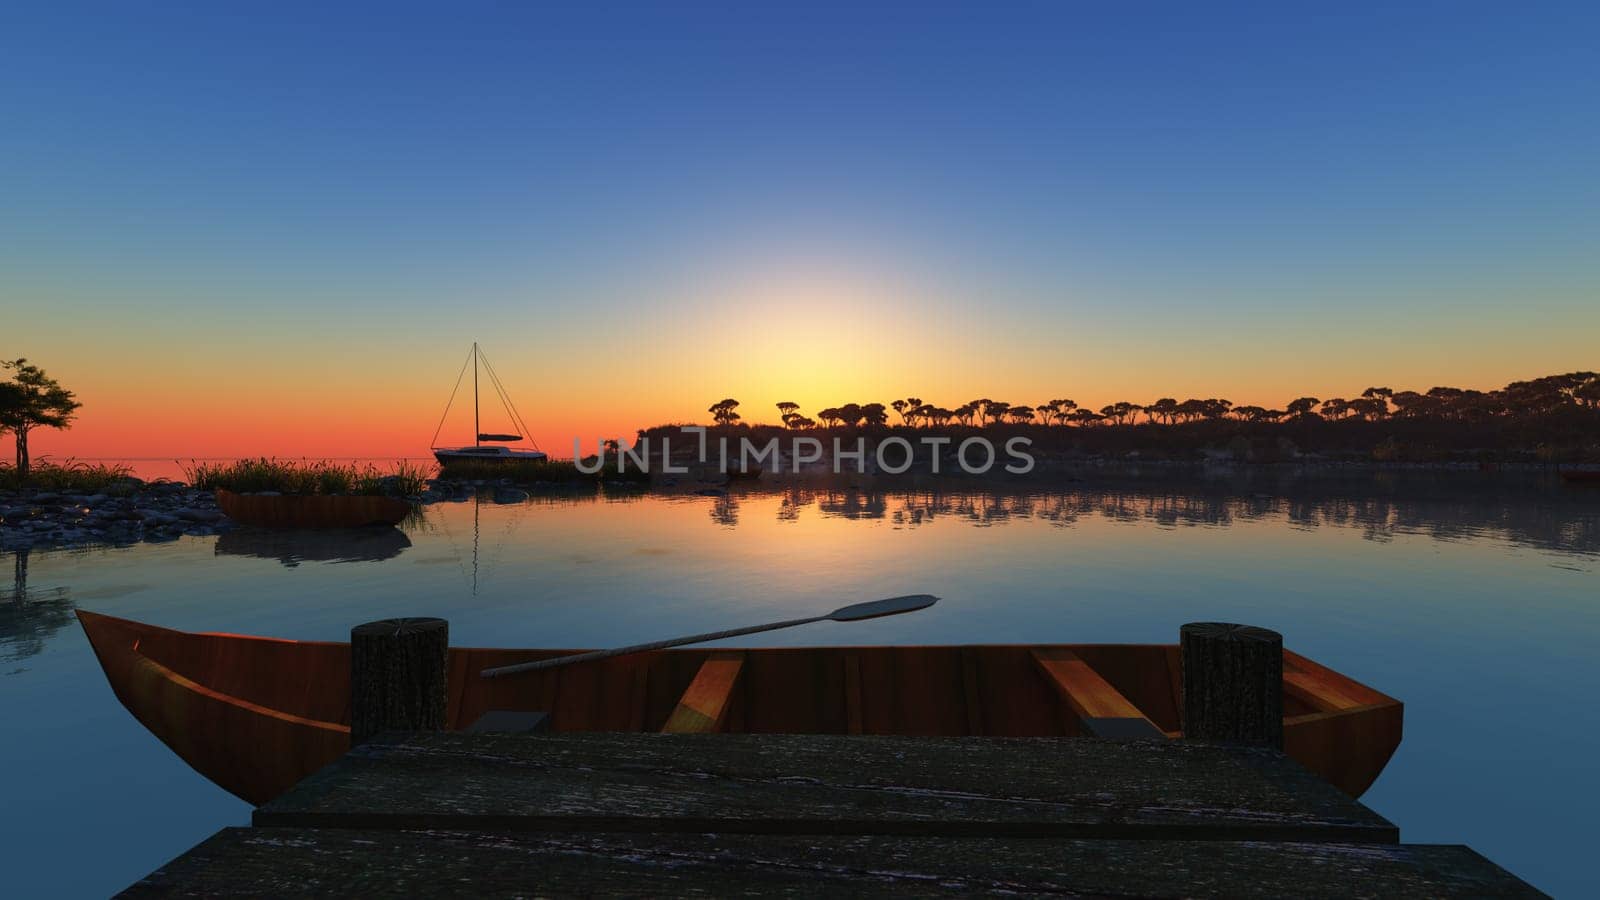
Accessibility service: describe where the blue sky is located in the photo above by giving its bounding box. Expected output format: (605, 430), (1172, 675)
(4, 2), (1597, 454)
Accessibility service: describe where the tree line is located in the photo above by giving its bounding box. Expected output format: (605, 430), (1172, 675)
(703, 372), (1599, 430)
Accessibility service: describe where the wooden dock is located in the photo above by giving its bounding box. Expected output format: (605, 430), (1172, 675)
(120, 731), (1542, 897)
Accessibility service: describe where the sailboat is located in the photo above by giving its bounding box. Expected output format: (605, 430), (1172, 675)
(431, 343), (548, 466)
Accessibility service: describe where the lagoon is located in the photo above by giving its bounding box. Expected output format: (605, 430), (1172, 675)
(2, 470), (1596, 896)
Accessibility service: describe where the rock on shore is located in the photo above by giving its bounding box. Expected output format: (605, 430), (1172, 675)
(0, 480), (233, 551)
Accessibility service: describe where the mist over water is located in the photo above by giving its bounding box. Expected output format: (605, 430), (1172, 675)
(2, 472), (1596, 895)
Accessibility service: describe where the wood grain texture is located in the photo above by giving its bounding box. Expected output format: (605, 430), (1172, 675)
(214, 490), (412, 529)
(75, 609), (1403, 804)
(255, 732), (1398, 842)
(123, 828), (1545, 898)
(1031, 648), (1165, 738)
(1182, 623), (1284, 749)
(350, 618), (449, 746)
(661, 652), (744, 733)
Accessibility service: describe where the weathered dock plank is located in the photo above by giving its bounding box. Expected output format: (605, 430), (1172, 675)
(122, 828), (1545, 898)
(255, 732), (1396, 841)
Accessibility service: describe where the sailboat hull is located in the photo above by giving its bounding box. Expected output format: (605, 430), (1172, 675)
(433, 448), (548, 465)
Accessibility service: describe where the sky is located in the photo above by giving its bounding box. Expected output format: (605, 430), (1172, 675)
(3, 2), (1597, 459)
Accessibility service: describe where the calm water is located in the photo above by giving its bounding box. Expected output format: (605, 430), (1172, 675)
(2, 471), (1596, 896)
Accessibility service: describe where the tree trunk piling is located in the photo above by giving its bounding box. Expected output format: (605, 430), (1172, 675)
(350, 617), (449, 746)
(1180, 622), (1283, 748)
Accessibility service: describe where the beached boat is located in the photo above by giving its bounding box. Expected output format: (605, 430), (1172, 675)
(77, 610), (1402, 805)
(215, 489), (411, 529)
(432, 342), (548, 466)
(1559, 470), (1600, 485)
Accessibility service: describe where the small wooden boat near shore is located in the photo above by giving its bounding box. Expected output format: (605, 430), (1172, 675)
(78, 611), (1402, 805)
(215, 489), (411, 529)
(1559, 470), (1600, 485)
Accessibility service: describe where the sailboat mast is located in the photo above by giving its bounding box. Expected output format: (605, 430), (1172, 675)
(473, 342), (480, 448)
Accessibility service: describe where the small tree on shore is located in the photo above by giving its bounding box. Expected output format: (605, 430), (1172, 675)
(0, 359), (82, 481)
(708, 398), (741, 426)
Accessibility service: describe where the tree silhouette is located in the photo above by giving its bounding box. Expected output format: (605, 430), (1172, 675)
(970, 399), (993, 426)
(708, 398), (742, 426)
(674, 371), (1595, 453)
(1171, 399), (1202, 423)
(895, 397), (923, 426)
(0, 359), (82, 480)
(1348, 397), (1387, 421)
(1146, 398), (1178, 425)
(1286, 397), (1321, 418)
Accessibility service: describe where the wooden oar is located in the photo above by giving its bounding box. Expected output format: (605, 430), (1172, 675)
(479, 594), (939, 679)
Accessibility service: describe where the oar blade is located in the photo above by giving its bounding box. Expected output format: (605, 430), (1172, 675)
(827, 594), (939, 622)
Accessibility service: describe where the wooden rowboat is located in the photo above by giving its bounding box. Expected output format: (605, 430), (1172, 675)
(214, 489), (412, 529)
(77, 610), (1402, 805)
(1559, 470), (1600, 485)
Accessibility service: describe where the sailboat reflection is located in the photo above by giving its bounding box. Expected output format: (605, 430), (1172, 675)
(433, 488), (533, 597)
(213, 527), (412, 567)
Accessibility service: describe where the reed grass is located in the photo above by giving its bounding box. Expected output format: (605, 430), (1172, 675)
(0, 459), (135, 492)
(181, 458), (429, 496)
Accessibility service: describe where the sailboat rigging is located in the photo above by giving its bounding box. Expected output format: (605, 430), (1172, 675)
(430, 343), (548, 466)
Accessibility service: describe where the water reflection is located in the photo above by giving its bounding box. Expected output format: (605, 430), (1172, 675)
(695, 472), (1600, 557)
(417, 489), (541, 595)
(214, 527), (412, 567)
(0, 549), (75, 670)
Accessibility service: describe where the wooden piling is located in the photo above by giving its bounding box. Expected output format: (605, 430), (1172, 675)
(1180, 622), (1283, 748)
(350, 617), (449, 746)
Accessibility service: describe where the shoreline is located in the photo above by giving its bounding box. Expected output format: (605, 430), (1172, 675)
(3, 458), (1591, 554)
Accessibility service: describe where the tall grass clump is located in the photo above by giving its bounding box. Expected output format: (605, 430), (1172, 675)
(0, 459), (135, 492)
(182, 458), (427, 496)
(355, 460), (430, 496)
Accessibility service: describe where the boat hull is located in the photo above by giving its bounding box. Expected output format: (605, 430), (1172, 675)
(433, 449), (548, 466)
(215, 489), (412, 529)
(78, 611), (1403, 805)
(1560, 470), (1600, 485)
